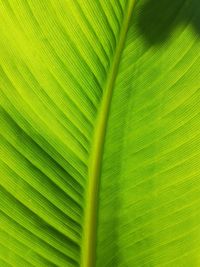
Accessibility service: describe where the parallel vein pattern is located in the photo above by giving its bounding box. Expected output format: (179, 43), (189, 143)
(1, 0), (200, 266)
(97, 0), (200, 266)
(0, 0), (129, 266)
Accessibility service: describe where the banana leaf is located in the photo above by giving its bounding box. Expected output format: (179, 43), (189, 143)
(0, 0), (200, 266)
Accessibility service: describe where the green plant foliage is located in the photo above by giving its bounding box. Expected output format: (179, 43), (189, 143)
(0, 0), (200, 266)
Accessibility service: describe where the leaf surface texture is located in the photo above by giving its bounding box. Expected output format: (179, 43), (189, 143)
(0, 0), (200, 266)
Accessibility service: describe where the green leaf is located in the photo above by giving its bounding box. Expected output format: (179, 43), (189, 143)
(0, 0), (200, 266)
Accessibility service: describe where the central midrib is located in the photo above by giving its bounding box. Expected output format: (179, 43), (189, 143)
(81, 1), (136, 266)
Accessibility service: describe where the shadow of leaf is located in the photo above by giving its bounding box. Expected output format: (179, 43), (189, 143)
(137, 0), (200, 45)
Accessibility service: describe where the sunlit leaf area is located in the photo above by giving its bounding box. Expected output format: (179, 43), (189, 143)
(0, 0), (200, 266)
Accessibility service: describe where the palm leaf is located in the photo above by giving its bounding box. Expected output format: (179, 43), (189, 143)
(0, 0), (200, 266)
